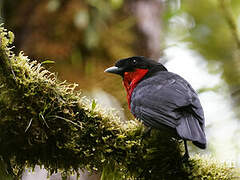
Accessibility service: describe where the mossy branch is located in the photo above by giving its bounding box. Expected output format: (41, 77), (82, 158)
(0, 25), (239, 179)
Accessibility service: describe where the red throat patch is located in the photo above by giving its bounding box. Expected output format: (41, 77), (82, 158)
(123, 68), (149, 109)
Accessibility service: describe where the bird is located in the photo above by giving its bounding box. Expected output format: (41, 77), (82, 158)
(104, 56), (206, 160)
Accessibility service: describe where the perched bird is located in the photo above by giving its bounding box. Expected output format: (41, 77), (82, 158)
(104, 56), (206, 160)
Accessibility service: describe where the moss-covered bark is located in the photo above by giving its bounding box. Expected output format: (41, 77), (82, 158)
(0, 25), (239, 179)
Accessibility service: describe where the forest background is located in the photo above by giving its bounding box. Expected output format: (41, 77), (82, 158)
(1, 0), (240, 179)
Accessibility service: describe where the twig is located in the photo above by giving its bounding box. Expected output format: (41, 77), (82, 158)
(219, 0), (240, 49)
(25, 118), (33, 132)
(51, 115), (82, 128)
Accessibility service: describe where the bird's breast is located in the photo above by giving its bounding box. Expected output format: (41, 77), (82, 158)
(123, 68), (149, 109)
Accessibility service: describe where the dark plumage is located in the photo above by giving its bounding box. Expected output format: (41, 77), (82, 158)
(105, 56), (206, 159)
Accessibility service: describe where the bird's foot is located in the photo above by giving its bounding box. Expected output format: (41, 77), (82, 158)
(182, 152), (189, 163)
(182, 140), (190, 163)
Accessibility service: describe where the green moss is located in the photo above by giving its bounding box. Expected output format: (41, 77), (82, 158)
(0, 25), (239, 179)
(187, 155), (240, 180)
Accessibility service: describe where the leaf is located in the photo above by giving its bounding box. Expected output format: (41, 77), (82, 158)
(41, 60), (55, 64)
(91, 99), (96, 111)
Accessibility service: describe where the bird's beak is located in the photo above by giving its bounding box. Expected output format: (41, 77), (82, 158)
(104, 66), (124, 75)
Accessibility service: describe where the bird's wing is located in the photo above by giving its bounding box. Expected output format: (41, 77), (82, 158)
(131, 71), (206, 146)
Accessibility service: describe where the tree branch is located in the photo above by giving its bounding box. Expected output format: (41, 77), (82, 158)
(0, 25), (239, 179)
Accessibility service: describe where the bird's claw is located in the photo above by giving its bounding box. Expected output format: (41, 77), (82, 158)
(182, 152), (189, 163)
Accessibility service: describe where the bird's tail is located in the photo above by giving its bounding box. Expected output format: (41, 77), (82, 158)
(192, 141), (206, 149)
(176, 113), (206, 149)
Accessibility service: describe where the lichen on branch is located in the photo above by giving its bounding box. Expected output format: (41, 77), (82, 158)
(0, 25), (239, 179)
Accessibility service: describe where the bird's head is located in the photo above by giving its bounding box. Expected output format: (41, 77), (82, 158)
(104, 56), (167, 77)
(105, 56), (168, 108)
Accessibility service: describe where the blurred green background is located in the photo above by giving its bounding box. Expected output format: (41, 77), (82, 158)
(1, 0), (240, 177)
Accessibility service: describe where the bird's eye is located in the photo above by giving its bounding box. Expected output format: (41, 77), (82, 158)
(132, 59), (137, 64)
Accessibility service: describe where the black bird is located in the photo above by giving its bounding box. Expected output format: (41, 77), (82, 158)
(105, 56), (206, 160)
